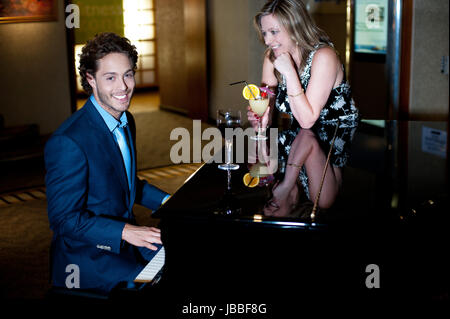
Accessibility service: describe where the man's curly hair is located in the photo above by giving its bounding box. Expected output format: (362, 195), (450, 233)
(78, 32), (138, 94)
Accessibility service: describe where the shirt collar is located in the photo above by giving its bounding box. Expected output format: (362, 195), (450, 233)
(90, 95), (128, 132)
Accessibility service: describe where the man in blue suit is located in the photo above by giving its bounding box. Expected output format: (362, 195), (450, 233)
(45, 33), (170, 294)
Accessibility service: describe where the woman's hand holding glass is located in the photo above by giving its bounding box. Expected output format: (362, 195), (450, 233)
(247, 104), (270, 132)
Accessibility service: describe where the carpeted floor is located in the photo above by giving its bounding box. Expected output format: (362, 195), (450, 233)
(133, 108), (212, 170)
(0, 198), (52, 299)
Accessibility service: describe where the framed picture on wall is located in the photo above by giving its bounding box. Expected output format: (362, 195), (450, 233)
(0, 0), (57, 24)
(354, 0), (388, 55)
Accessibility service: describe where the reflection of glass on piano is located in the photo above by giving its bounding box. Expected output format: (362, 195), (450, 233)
(246, 138), (277, 187)
(265, 121), (358, 220)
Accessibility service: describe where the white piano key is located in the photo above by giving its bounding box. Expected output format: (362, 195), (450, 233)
(134, 246), (165, 282)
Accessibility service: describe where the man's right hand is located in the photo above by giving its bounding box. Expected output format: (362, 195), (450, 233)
(122, 224), (162, 251)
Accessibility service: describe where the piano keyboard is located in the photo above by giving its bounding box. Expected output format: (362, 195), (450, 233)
(134, 246), (165, 283)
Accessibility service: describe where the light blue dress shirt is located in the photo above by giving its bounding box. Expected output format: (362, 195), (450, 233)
(90, 95), (128, 135)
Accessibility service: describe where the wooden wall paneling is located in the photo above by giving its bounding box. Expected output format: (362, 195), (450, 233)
(65, 0), (77, 114)
(399, 0), (413, 120)
(156, 0), (208, 120)
(184, 0), (208, 121)
(156, 0), (188, 114)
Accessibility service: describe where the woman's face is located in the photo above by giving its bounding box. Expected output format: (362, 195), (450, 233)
(260, 14), (297, 57)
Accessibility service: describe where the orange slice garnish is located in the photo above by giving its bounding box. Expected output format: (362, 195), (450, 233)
(243, 173), (259, 187)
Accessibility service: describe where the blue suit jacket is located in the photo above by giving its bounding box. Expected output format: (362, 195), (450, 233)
(44, 99), (168, 293)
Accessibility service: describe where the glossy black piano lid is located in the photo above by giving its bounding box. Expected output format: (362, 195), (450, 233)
(156, 120), (449, 228)
(154, 120), (449, 306)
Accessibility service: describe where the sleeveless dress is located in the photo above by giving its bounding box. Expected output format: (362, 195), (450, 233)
(275, 44), (359, 199)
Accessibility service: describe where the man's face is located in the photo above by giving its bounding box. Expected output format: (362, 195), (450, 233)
(87, 52), (135, 120)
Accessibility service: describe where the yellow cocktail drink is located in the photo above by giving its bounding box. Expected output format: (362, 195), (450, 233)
(249, 98), (269, 116)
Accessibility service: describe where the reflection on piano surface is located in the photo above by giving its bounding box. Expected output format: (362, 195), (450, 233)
(152, 119), (448, 308)
(264, 120), (358, 220)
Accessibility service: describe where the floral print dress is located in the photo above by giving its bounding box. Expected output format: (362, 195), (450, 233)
(275, 44), (360, 199)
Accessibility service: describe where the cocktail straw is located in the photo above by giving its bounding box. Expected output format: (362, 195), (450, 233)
(229, 80), (257, 99)
(229, 80), (246, 86)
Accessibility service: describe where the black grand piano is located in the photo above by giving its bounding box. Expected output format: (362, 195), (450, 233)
(150, 119), (448, 312)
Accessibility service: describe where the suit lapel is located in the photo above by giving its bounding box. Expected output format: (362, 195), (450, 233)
(125, 124), (136, 210)
(84, 101), (131, 203)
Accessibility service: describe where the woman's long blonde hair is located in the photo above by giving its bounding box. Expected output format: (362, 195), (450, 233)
(254, 0), (332, 78)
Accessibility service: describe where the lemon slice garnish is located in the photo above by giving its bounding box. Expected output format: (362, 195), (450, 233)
(242, 84), (260, 100)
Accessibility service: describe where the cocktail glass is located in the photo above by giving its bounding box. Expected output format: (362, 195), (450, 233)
(249, 97), (269, 140)
(217, 109), (241, 170)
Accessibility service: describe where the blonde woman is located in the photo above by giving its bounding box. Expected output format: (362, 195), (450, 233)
(248, 0), (359, 131)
